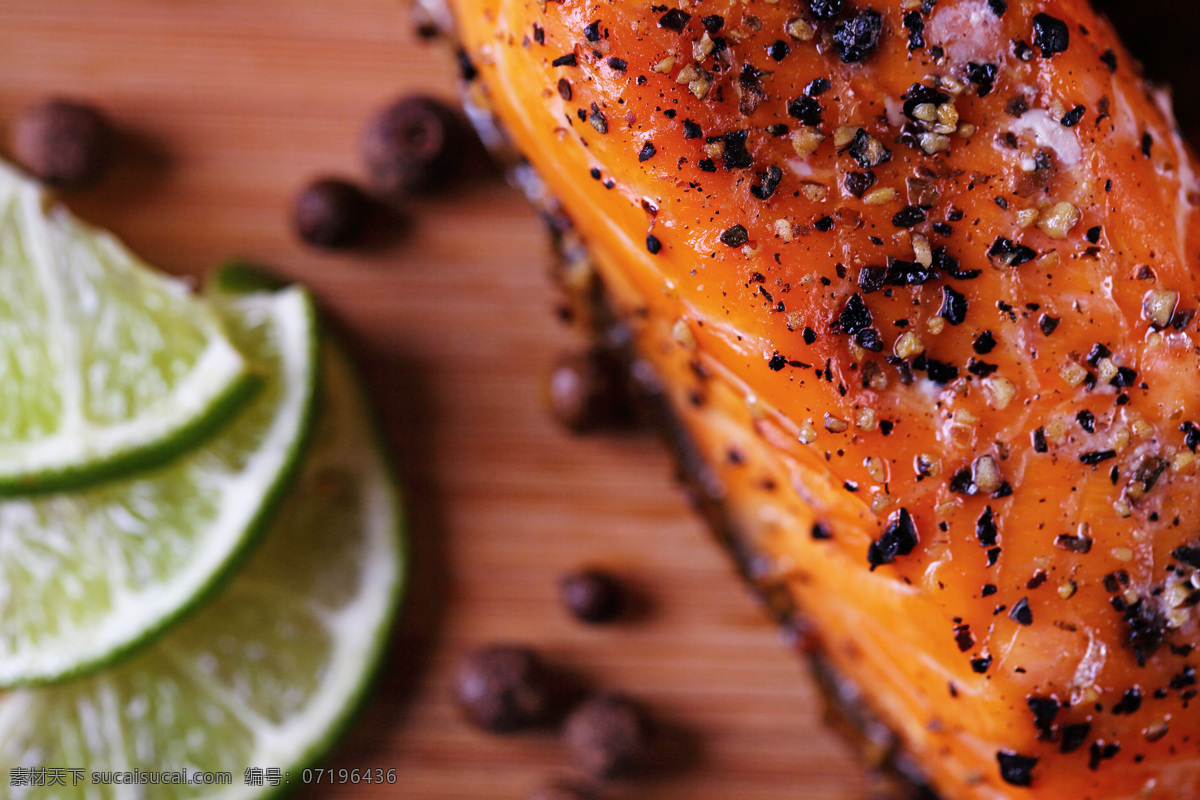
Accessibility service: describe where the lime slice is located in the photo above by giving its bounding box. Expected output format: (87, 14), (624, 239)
(0, 161), (254, 493)
(0, 342), (405, 799)
(0, 279), (318, 686)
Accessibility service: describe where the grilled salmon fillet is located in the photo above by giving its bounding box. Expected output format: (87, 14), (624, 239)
(444, 0), (1200, 796)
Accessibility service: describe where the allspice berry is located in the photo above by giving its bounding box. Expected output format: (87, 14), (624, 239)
(453, 644), (553, 733)
(559, 569), (624, 624)
(361, 95), (464, 195)
(545, 350), (631, 433)
(291, 178), (370, 249)
(563, 694), (649, 778)
(12, 99), (112, 187)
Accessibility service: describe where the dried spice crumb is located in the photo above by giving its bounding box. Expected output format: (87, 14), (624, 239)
(645, 234), (662, 254)
(607, 57), (627, 71)
(551, 53), (578, 67)
(1061, 105), (1085, 127)
(638, 141), (657, 162)
(701, 14), (724, 33)
(767, 40), (791, 61)
(997, 750), (1038, 787)
(557, 79), (572, 100)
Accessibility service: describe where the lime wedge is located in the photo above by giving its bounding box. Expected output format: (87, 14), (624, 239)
(0, 342), (405, 799)
(0, 279), (318, 686)
(0, 162), (254, 493)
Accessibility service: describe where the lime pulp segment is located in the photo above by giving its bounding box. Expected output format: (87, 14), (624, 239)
(0, 283), (318, 687)
(0, 343), (406, 800)
(0, 161), (253, 493)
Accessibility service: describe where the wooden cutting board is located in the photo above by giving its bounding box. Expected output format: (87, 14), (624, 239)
(0, 3), (879, 798)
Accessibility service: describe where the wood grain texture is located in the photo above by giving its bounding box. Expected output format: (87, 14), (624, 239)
(0, 3), (876, 798)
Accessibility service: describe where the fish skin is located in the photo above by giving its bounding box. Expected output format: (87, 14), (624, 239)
(447, 0), (1200, 796)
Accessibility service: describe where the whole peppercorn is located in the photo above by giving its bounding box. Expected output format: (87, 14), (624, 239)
(361, 95), (465, 194)
(563, 694), (649, 778)
(529, 784), (592, 800)
(560, 569), (624, 624)
(291, 178), (370, 249)
(453, 644), (553, 733)
(12, 99), (112, 187)
(545, 350), (633, 433)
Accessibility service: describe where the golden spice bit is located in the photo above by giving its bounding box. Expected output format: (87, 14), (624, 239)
(894, 331), (924, 359)
(1037, 202), (1082, 239)
(972, 455), (1002, 494)
(798, 418), (818, 445)
(855, 407), (877, 432)
(1060, 360), (1088, 387)
(790, 126), (824, 158)
(774, 218), (794, 242)
(833, 126), (860, 150)
(672, 319), (696, 349)
(653, 55), (676, 73)
(1143, 288), (1179, 329)
(784, 16), (815, 41)
(863, 187), (898, 206)
(824, 413), (849, 434)
(1016, 207), (1040, 228)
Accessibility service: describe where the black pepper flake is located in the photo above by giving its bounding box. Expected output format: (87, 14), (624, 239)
(805, 78), (832, 97)
(1079, 450), (1116, 466)
(768, 354), (787, 371)
(940, 286), (968, 325)
(973, 330), (997, 354)
(722, 130), (753, 169)
(1089, 742), (1120, 771)
(1061, 105), (1086, 127)
(657, 8), (691, 32)
(787, 96), (823, 126)
(1032, 428), (1048, 453)
(988, 0), (1007, 15)
(1010, 597), (1033, 626)
(892, 206), (926, 228)
(879, 420), (894, 435)
(588, 104), (608, 134)
(837, 293), (873, 335)
(902, 83), (950, 120)
(646, 235), (662, 254)
(904, 11), (925, 50)
(954, 624), (975, 652)
(1012, 39), (1034, 61)
(811, 522), (833, 540)
(1101, 48), (1118, 72)
(918, 356), (959, 385)
(867, 508), (919, 570)
(845, 171), (877, 199)
(1182, 422), (1200, 453)
(607, 57), (627, 71)
(982, 583), (998, 597)
(855, 328), (883, 352)
(557, 79), (572, 100)
(987, 236), (1036, 266)
(698, 158), (717, 172)
(589, 167), (601, 180)
(997, 750), (1038, 787)
(751, 165), (783, 200)
(766, 123), (789, 137)
(814, 216), (834, 232)
(1172, 545), (1200, 568)
(1142, 132), (1153, 158)
(833, 8), (883, 63)
(971, 655), (993, 673)
(767, 40), (790, 61)
(859, 266), (888, 293)
(1027, 696), (1059, 733)
(976, 507), (998, 547)
(1124, 597), (1168, 666)
(1039, 314), (1060, 336)
(807, 0), (844, 20)
(1076, 410), (1096, 433)
(966, 62), (999, 97)
(1060, 723), (1091, 754)
(1055, 533), (1093, 553)
(700, 14), (724, 33)
(803, 327), (817, 345)
(848, 128), (892, 169)
(638, 142), (656, 162)
(1112, 687), (1143, 715)
(1032, 13), (1069, 58)
(967, 359), (997, 378)
(552, 53), (578, 67)
(720, 224), (749, 247)
(584, 20), (601, 42)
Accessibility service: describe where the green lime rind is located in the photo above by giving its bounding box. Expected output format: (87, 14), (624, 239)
(0, 340), (407, 800)
(0, 281), (319, 688)
(0, 161), (253, 495)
